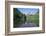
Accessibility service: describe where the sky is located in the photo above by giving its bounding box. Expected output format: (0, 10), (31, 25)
(17, 8), (39, 15)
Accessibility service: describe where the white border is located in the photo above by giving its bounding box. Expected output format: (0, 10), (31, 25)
(10, 5), (42, 32)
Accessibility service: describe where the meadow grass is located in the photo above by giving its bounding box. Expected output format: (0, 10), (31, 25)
(26, 13), (39, 26)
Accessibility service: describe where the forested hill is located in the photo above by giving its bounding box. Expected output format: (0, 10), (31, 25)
(13, 8), (26, 27)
